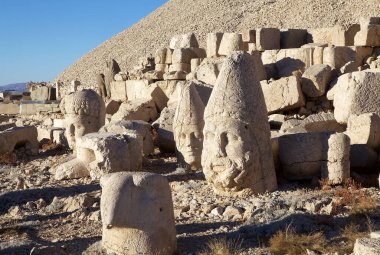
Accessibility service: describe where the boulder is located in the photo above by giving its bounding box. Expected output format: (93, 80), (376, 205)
(301, 64), (332, 97)
(112, 98), (158, 123)
(0, 126), (39, 155)
(346, 113), (380, 150)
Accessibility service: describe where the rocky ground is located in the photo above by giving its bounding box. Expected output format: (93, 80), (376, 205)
(0, 145), (379, 255)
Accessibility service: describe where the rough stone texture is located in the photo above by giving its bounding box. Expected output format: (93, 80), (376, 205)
(173, 82), (205, 170)
(279, 132), (350, 182)
(77, 132), (143, 180)
(152, 107), (176, 153)
(256, 28), (280, 51)
(354, 238), (380, 255)
(56, 0), (380, 87)
(193, 57), (225, 85)
(346, 113), (380, 150)
(206, 32), (224, 58)
(0, 126), (39, 155)
(100, 120), (154, 155)
(332, 24), (360, 46)
(218, 33), (243, 56)
(30, 87), (56, 101)
(327, 70), (380, 124)
(301, 64), (332, 98)
(355, 18), (380, 47)
(202, 52), (277, 195)
(54, 158), (89, 181)
(276, 48), (314, 77)
(280, 29), (308, 49)
(110, 81), (127, 102)
(60, 90), (106, 150)
(100, 172), (176, 255)
(170, 33), (199, 49)
(282, 113), (346, 134)
(261, 76), (305, 114)
(111, 98), (158, 123)
(322, 46), (356, 69)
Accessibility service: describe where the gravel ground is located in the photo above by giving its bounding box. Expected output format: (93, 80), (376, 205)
(55, 0), (380, 87)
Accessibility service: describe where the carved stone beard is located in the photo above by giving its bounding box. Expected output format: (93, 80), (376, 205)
(202, 118), (264, 194)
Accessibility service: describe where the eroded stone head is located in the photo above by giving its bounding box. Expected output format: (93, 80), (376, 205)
(60, 89), (105, 150)
(202, 52), (277, 195)
(100, 172), (176, 255)
(173, 82), (205, 170)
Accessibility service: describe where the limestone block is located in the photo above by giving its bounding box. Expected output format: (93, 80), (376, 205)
(112, 98), (158, 123)
(355, 46), (373, 67)
(191, 58), (203, 72)
(307, 28), (333, 44)
(126, 80), (168, 111)
(100, 172), (176, 255)
(242, 29), (256, 43)
(332, 25), (360, 46)
(52, 129), (67, 146)
(37, 126), (57, 142)
(280, 29), (307, 49)
(100, 120), (154, 155)
(301, 64), (332, 97)
(170, 33), (198, 49)
(327, 71), (380, 124)
(256, 28), (281, 51)
(155, 48), (173, 64)
(320, 133), (351, 185)
(346, 113), (380, 150)
(218, 33), (243, 56)
(206, 32), (223, 58)
(169, 63), (191, 73)
(354, 238), (380, 255)
(31, 87), (56, 101)
(202, 52), (277, 195)
(323, 46), (356, 69)
(53, 119), (65, 128)
(354, 25), (380, 47)
(282, 113), (345, 134)
(350, 144), (378, 171)
(155, 80), (182, 108)
(77, 132), (143, 180)
(114, 72), (128, 82)
(172, 48), (194, 64)
(0, 126), (39, 155)
(54, 158), (89, 180)
(193, 57), (225, 85)
(276, 48), (314, 77)
(0, 103), (20, 115)
(279, 132), (350, 182)
(152, 107), (176, 153)
(261, 76), (305, 114)
(110, 81), (127, 101)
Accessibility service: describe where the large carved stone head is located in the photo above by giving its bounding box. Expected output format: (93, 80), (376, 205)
(173, 82), (205, 170)
(100, 172), (176, 255)
(202, 52), (277, 195)
(60, 89), (105, 150)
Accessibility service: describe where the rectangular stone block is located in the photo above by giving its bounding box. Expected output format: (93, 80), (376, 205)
(276, 48), (314, 77)
(261, 76), (305, 114)
(256, 28), (280, 51)
(110, 81), (127, 101)
(206, 32), (223, 58)
(354, 25), (380, 47)
(307, 28), (333, 44)
(332, 24), (360, 46)
(347, 113), (380, 150)
(322, 46), (356, 69)
(242, 29), (256, 42)
(280, 29), (307, 49)
(0, 103), (20, 115)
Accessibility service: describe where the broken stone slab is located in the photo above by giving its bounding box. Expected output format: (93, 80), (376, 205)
(100, 172), (176, 255)
(100, 120), (154, 155)
(276, 48), (314, 77)
(346, 113), (380, 150)
(206, 32), (224, 58)
(218, 33), (243, 56)
(111, 98), (158, 123)
(170, 33), (199, 49)
(280, 29), (307, 49)
(354, 238), (380, 255)
(77, 132), (143, 180)
(126, 80), (168, 111)
(152, 107), (176, 153)
(350, 144), (378, 172)
(261, 76), (305, 114)
(279, 132), (350, 183)
(0, 126), (39, 155)
(327, 70), (380, 124)
(256, 28), (281, 51)
(281, 113), (346, 134)
(301, 64), (332, 98)
(54, 158), (90, 180)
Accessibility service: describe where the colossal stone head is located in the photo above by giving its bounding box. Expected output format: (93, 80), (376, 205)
(173, 82), (205, 170)
(60, 89), (105, 150)
(100, 172), (176, 255)
(202, 52), (277, 195)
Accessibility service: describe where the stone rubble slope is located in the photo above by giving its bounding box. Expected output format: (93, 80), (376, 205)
(55, 0), (380, 86)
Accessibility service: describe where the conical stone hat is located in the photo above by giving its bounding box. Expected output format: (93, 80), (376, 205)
(173, 81), (205, 127)
(204, 51), (268, 124)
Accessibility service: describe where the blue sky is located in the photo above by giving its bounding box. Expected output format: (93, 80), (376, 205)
(0, 0), (167, 86)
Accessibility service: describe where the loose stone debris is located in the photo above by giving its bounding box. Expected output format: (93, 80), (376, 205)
(2, 15), (380, 255)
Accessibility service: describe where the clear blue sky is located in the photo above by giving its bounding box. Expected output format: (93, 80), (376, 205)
(0, 0), (167, 86)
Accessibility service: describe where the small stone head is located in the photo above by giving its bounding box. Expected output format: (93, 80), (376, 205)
(173, 82), (205, 170)
(60, 89), (105, 150)
(100, 172), (176, 254)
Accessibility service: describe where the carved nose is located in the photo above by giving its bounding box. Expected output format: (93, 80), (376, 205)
(216, 135), (227, 157)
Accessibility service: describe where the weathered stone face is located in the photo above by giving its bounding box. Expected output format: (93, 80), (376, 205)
(100, 172), (176, 255)
(175, 124), (203, 169)
(60, 89), (105, 150)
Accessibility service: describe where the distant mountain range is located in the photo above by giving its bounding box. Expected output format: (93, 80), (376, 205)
(0, 83), (27, 92)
